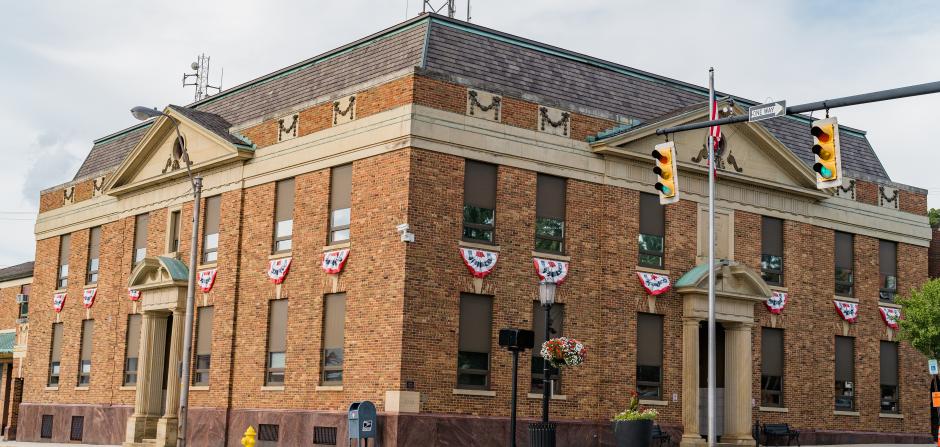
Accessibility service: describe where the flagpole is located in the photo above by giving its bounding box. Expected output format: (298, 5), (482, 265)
(706, 67), (717, 447)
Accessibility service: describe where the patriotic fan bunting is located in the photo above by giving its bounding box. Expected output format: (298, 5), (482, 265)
(834, 300), (859, 323)
(82, 288), (97, 309)
(636, 272), (671, 296)
(267, 257), (292, 284)
(765, 291), (788, 315)
(128, 289), (141, 301)
(879, 306), (901, 330)
(53, 292), (67, 313)
(322, 249), (351, 275)
(198, 269), (218, 293)
(533, 258), (569, 284)
(459, 248), (499, 279)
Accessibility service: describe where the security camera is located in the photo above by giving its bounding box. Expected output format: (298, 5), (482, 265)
(397, 223), (415, 243)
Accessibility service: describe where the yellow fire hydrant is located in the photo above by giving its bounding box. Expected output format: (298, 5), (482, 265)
(241, 426), (257, 447)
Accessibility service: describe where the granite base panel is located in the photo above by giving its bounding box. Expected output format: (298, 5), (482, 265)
(17, 402), (132, 444)
(791, 429), (932, 445)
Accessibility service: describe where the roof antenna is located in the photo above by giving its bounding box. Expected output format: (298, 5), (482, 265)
(182, 53), (223, 102)
(422, 0), (464, 19)
(466, 0), (471, 21)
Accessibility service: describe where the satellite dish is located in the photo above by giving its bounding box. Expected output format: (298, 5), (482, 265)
(191, 62), (200, 70)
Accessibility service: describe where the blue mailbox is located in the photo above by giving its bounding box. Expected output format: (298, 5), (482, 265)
(348, 401), (377, 440)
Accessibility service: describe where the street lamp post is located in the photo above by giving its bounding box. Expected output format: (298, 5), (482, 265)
(131, 106), (202, 447)
(528, 281), (557, 447)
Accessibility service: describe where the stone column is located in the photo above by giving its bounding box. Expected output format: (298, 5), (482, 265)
(126, 312), (168, 444)
(722, 322), (755, 446)
(156, 310), (184, 447)
(681, 318), (705, 447)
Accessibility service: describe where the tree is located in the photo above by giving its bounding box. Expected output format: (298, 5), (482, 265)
(897, 278), (940, 359)
(930, 208), (939, 228)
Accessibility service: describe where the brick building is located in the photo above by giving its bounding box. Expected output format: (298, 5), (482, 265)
(17, 13), (934, 446)
(0, 261), (33, 441)
(930, 224), (939, 279)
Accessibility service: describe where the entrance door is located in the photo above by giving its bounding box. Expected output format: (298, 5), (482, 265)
(160, 314), (173, 416)
(699, 323), (725, 437)
(1, 363), (10, 438)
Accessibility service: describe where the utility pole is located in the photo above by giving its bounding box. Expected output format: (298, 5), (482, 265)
(706, 68), (717, 447)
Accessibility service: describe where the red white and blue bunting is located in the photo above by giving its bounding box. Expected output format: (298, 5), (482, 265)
(53, 292), (67, 313)
(636, 272), (671, 296)
(834, 300), (859, 323)
(533, 258), (569, 284)
(82, 288), (97, 309)
(267, 257), (292, 284)
(128, 289), (141, 302)
(765, 291), (788, 315)
(198, 269), (218, 293)
(879, 306), (901, 330)
(460, 248), (499, 279)
(322, 248), (351, 275)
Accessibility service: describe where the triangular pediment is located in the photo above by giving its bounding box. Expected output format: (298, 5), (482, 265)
(104, 106), (254, 195)
(591, 103), (825, 198)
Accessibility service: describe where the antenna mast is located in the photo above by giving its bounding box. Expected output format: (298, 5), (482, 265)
(182, 53), (223, 102)
(422, 0), (470, 20)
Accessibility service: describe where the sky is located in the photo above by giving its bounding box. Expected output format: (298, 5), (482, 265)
(1, 0), (938, 267)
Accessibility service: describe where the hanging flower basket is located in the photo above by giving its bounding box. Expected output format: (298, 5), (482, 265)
(540, 337), (587, 368)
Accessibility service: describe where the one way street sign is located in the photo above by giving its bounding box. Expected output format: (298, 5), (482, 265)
(748, 100), (787, 122)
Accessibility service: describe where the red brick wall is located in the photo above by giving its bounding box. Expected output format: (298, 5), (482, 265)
(855, 180), (878, 206)
(930, 227), (940, 279)
(900, 190), (928, 216)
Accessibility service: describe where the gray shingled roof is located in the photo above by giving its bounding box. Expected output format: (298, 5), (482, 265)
(0, 261), (33, 283)
(167, 105), (252, 148)
(74, 122), (152, 180)
(70, 13), (893, 184)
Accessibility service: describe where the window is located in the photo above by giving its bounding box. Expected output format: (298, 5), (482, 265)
(202, 196), (221, 263)
(123, 315), (141, 386)
(535, 174), (566, 253)
(834, 232), (854, 297)
(57, 233), (70, 289)
(636, 313), (663, 399)
(880, 341), (899, 413)
(457, 294), (493, 389)
(879, 240), (898, 302)
(638, 193), (665, 268)
(265, 299), (288, 386)
(322, 293), (346, 385)
(48, 323), (63, 386)
(273, 179), (295, 253)
(18, 283), (30, 319)
(760, 217), (784, 285)
(761, 328), (784, 407)
(329, 164), (352, 243)
(531, 302), (564, 394)
(194, 307), (214, 386)
(168, 210), (181, 253)
(133, 214), (149, 265)
(835, 336), (855, 411)
(77, 319), (94, 386)
(462, 161), (497, 243)
(86, 226), (101, 284)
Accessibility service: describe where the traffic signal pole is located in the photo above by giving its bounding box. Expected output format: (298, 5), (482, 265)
(655, 80), (940, 136)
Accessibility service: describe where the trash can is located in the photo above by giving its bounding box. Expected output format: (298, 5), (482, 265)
(528, 422), (556, 447)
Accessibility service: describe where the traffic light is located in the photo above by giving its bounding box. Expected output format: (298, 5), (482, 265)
(810, 117), (843, 189)
(651, 141), (680, 204)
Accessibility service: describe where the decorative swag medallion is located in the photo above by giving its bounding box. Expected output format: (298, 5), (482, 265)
(322, 248), (350, 275)
(53, 292), (67, 313)
(834, 300), (858, 323)
(460, 248), (499, 279)
(128, 289), (141, 301)
(879, 306), (901, 330)
(82, 288), (97, 309)
(765, 291), (788, 315)
(636, 272), (671, 296)
(267, 258), (292, 284)
(533, 258), (569, 284)
(198, 269), (218, 293)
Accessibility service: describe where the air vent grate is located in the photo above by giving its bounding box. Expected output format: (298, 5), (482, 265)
(40, 414), (53, 439)
(258, 424), (279, 442)
(313, 426), (338, 445)
(70, 416), (84, 441)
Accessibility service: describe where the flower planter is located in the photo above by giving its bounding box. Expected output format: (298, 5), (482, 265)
(612, 419), (653, 447)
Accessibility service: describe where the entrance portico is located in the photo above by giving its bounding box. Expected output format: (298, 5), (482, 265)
(124, 257), (189, 447)
(676, 261), (772, 447)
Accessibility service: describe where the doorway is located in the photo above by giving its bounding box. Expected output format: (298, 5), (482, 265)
(1, 362), (11, 438)
(698, 322), (725, 437)
(160, 314), (174, 416)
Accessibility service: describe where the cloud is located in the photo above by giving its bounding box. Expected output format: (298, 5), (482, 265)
(21, 132), (81, 206)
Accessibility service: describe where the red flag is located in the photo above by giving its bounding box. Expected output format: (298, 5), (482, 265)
(707, 100), (722, 179)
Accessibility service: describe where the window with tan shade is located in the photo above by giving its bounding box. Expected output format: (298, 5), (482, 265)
(835, 336), (855, 411)
(48, 323), (63, 386)
(879, 240), (898, 302)
(202, 196), (221, 263)
(329, 165), (352, 244)
(273, 178), (295, 253)
(761, 327), (784, 407)
(123, 315), (141, 386)
(760, 217), (783, 286)
(638, 193), (664, 268)
(57, 234), (70, 289)
(456, 293), (492, 389)
(535, 174), (566, 253)
(168, 210), (181, 253)
(266, 299), (288, 386)
(880, 341), (899, 413)
(133, 214), (149, 265)
(636, 313), (663, 399)
(462, 161), (497, 243)
(77, 320), (94, 386)
(86, 226), (101, 284)
(321, 293), (346, 385)
(835, 232), (854, 297)
(194, 306), (214, 386)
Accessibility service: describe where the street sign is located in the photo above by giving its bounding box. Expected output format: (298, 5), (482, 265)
(748, 100), (787, 122)
(930, 359), (939, 375)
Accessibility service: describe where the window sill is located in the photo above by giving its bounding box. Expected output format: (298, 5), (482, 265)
(459, 240), (500, 252)
(119, 386), (136, 391)
(527, 393), (567, 400)
(453, 388), (496, 397)
(531, 251), (570, 262)
(323, 242), (351, 252)
(878, 301), (902, 309)
(834, 410), (860, 416)
(198, 262), (218, 270)
(74, 386), (89, 391)
(879, 413), (903, 419)
(261, 385), (285, 391)
(83, 283), (98, 289)
(833, 295), (858, 303)
(269, 252), (292, 260)
(189, 385), (210, 391)
(54, 288), (66, 294)
(768, 285), (789, 293)
(636, 266), (669, 275)
(759, 406), (788, 413)
(45, 386), (59, 391)
(639, 399), (668, 407)
(316, 385), (343, 392)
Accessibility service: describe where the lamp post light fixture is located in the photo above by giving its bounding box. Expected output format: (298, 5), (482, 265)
(131, 106), (202, 447)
